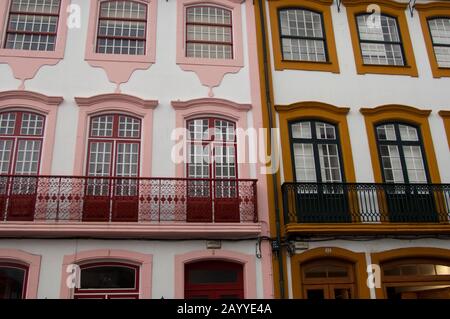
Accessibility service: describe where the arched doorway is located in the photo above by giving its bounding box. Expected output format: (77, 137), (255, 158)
(74, 262), (139, 299)
(185, 260), (244, 299)
(382, 259), (450, 299)
(301, 258), (356, 299)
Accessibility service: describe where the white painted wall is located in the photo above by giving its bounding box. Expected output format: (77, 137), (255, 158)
(0, 239), (265, 299)
(265, 0), (450, 184)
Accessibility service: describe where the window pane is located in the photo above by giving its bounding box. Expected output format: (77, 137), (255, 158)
(357, 14), (400, 42)
(380, 145), (404, 183)
(318, 144), (342, 182)
(377, 124), (396, 141)
(360, 42), (404, 66)
(91, 115), (114, 137)
(186, 6), (233, 60)
(403, 146), (427, 183)
(20, 113), (44, 136)
(0, 266), (26, 299)
(6, 0), (61, 51)
(293, 143), (316, 182)
(80, 265), (136, 289)
(11, 0), (61, 14)
(0, 140), (14, 174)
(291, 122), (312, 139)
(118, 116), (140, 138)
(186, 6), (231, 25)
(186, 43), (232, 59)
(214, 120), (235, 142)
(100, 1), (146, 19)
(316, 122), (336, 140)
(97, 1), (147, 55)
(429, 18), (450, 45)
(0, 113), (16, 135)
(428, 17), (450, 67)
(188, 119), (209, 141)
(279, 9), (323, 38)
(399, 124), (418, 141)
(88, 142), (112, 177)
(281, 38), (326, 62)
(14, 139), (41, 174)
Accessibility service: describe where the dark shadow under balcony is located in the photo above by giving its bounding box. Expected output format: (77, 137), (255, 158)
(282, 183), (450, 230)
(0, 175), (258, 224)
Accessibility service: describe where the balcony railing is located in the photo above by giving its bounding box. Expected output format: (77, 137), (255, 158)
(0, 175), (258, 223)
(282, 182), (450, 224)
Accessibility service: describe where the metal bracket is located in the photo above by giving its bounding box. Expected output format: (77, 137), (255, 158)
(408, 0), (417, 18)
(336, 0), (342, 13)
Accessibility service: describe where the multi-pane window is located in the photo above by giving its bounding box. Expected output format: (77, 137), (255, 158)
(376, 123), (428, 184)
(87, 114), (141, 195)
(356, 14), (405, 66)
(4, 0), (61, 51)
(290, 121), (343, 183)
(0, 111), (44, 176)
(96, 1), (147, 55)
(428, 17), (450, 68)
(185, 6), (233, 59)
(279, 8), (327, 62)
(187, 118), (237, 197)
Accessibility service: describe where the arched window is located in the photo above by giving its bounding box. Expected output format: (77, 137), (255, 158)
(301, 259), (355, 299)
(186, 117), (238, 222)
(427, 17), (450, 68)
(355, 14), (405, 66)
(382, 259), (450, 299)
(96, 0), (148, 55)
(83, 114), (141, 222)
(278, 8), (327, 62)
(74, 262), (139, 299)
(185, 260), (244, 299)
(185, 6), (233, 59)
(4, 0), (62, 51)
(0, 262), (28, 299)
(289, 120), (349, 222)
(375, 122), (436, 222)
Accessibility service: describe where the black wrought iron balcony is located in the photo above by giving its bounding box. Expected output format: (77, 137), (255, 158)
(282, 182), (450, 224)
(0, 175), (258, 223)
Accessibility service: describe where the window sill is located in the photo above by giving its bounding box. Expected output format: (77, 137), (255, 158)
(356, 64), (418, 77)
(275, 60), (340, 73)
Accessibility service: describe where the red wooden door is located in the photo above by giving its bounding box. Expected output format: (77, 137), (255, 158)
(185, 260), (244, 299)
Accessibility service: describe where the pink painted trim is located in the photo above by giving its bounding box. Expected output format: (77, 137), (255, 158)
(0, 249), (41, 299)
(176, 0), (245, 95)
(0, 222), (262, 238)
(244, 0), (274, 298)
(84, 0), (158, 89)
(60, 249), (153, 299)
(174, 249), (256, 298)
(171, 98), (252, 178)
(0, 0), (71, 88)
(74, 93), (158, 176)
(0, 90), (64, 175)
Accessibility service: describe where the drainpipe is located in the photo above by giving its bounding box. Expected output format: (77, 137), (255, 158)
(257, 0), (286, 299)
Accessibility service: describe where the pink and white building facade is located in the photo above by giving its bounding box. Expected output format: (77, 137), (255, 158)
(0, 0), (273, 299)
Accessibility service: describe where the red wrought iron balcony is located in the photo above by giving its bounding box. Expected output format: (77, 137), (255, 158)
(0, 175), (258, 224)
